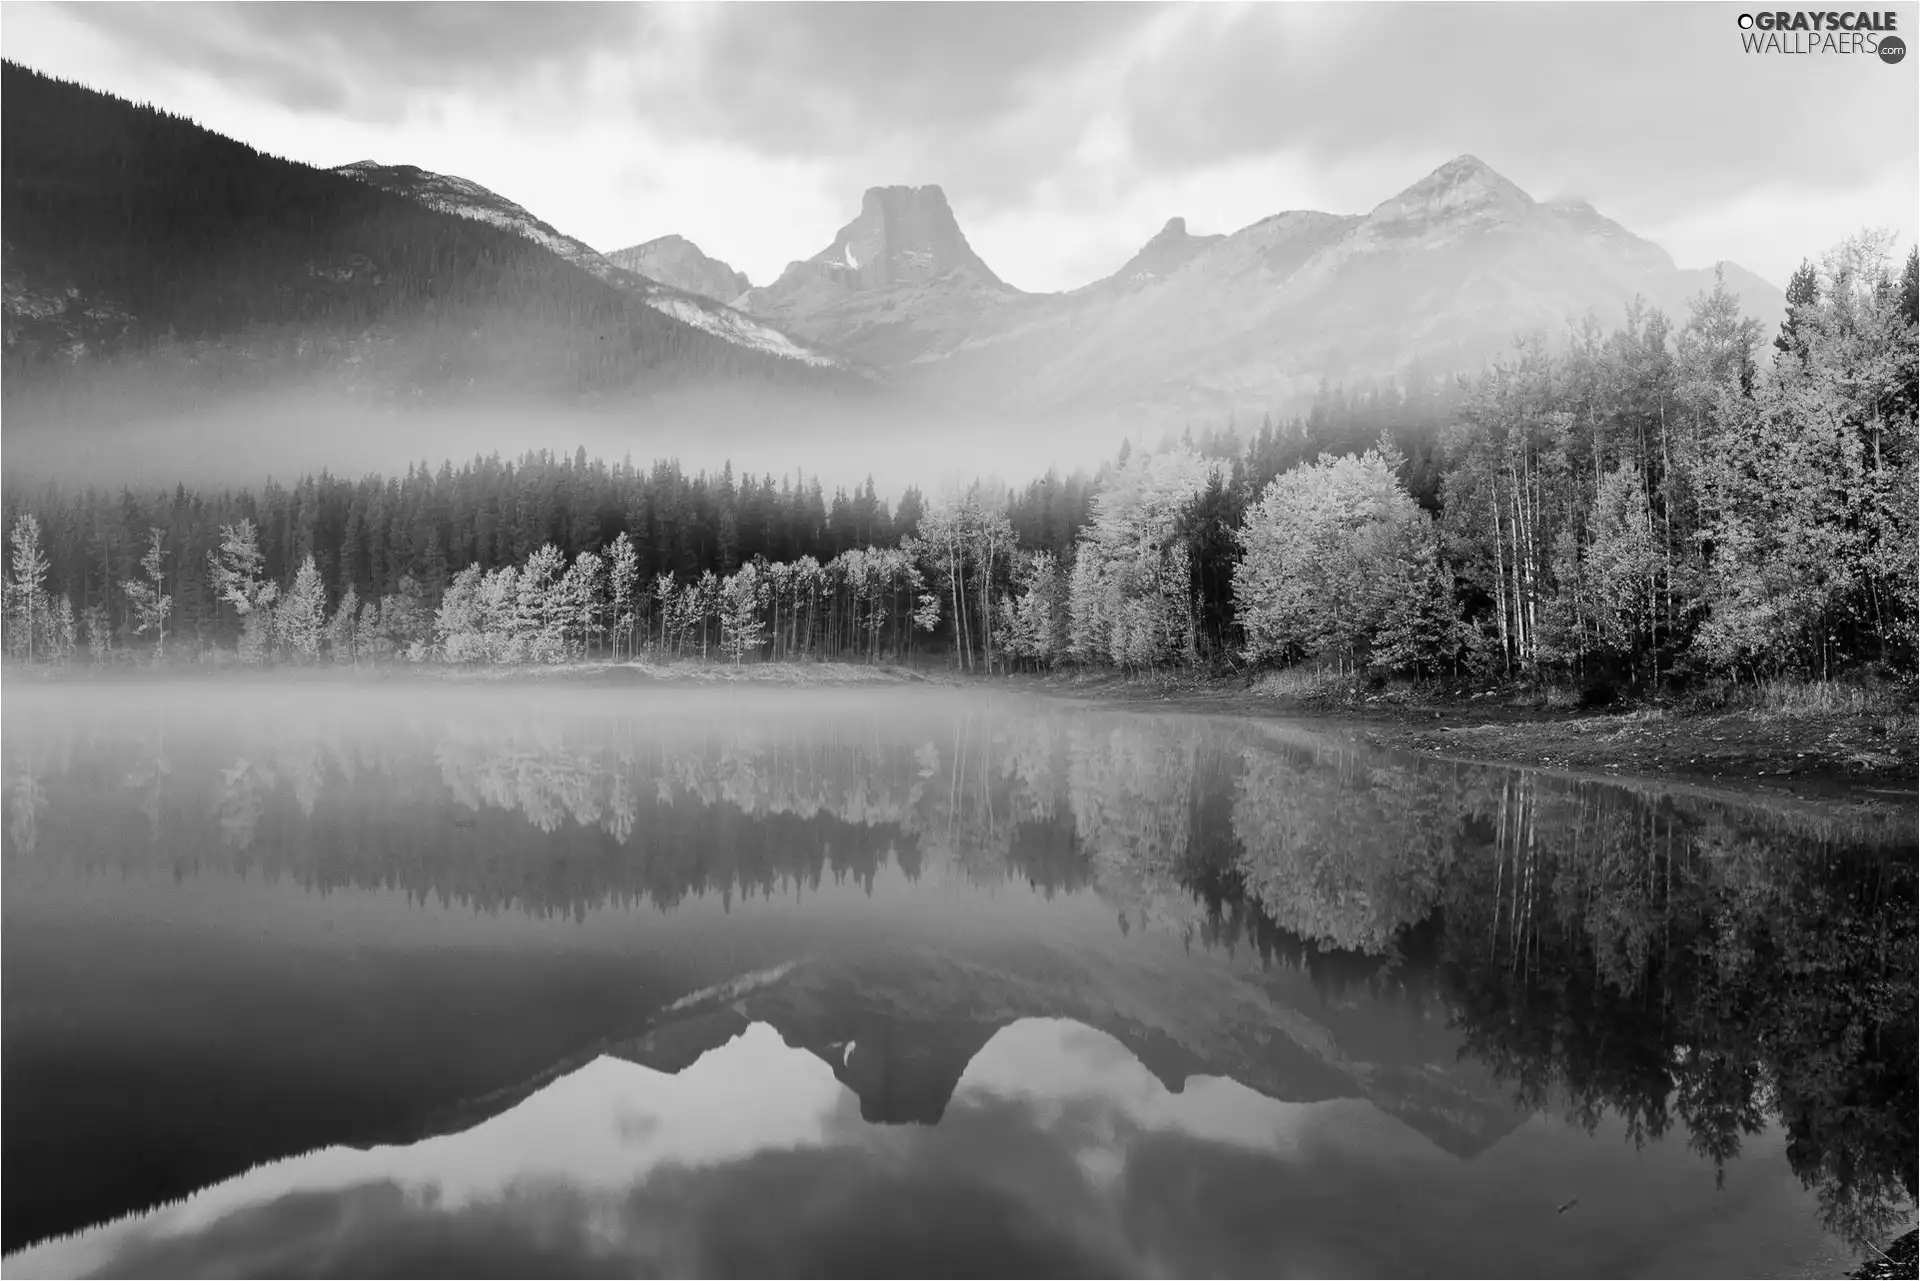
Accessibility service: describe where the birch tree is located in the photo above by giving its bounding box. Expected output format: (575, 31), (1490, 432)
(608, 532), (638, 659)
(719, 561), (767, 663)
(208, 520), (277, 665)
(122, 527), (171, 662)
(6, 514), (51, 663)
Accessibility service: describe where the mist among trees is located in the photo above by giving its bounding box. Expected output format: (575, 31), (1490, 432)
(4, 235), (1914, 688)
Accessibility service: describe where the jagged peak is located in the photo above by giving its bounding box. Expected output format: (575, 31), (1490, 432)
(1437, 152), (1495, 175)
(862, 182), (951, 204)
(1368, 153), (1534, 224)
(1415, 153), (1526, 195)
(773, 180), (1004, 291)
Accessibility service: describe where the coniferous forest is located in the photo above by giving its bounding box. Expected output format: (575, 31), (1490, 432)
(4, 236), (1914, 691)
(0, 62), (858, 411)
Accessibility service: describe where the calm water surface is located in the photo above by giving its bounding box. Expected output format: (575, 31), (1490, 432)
(2, 680), (1914, 1278)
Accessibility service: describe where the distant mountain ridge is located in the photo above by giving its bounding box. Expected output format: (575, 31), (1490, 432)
(608, 235), (751, 307)
(0, 62), (865, 422)
(332, 161), (849, 371)
(403, 953), (1523, 1165)
(2, 55), (1791, 435)
(728, 153), (1789, 424)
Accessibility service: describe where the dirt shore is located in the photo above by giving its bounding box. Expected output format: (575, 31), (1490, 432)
(1013, 671), (1918, 806)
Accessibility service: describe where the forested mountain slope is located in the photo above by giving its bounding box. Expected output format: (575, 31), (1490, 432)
(0, 62), (863, 419)
(331, 161), (850, 371)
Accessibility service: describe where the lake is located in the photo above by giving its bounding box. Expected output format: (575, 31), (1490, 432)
(2, 680), (1913, 1278)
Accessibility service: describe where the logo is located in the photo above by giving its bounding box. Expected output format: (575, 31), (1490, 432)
(1736, 10), (1906, 57)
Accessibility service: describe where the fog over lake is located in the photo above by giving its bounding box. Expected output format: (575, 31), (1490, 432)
(3, 681), (1911, 1279)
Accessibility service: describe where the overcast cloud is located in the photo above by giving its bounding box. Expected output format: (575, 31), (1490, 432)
(4, 1), (1914, 292)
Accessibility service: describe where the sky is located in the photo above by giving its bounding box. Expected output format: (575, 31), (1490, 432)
(2, 1), (1915, 294)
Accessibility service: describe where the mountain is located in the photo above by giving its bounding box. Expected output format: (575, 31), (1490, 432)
(1, 1017), (1520, 1280)
(739, 184), (1029, 368)
(0, 62), (861, 425)
(1, 59), (1792, 440)
(1093, 217), (1227, 292)
(332, 161), (848, 371)
(408, 952), (1521, 1162)
(608, 235), (751, 307)
(736, 155), (1788, 424)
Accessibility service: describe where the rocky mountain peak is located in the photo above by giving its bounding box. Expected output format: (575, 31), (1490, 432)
(1367, 153), (1535, 230)
(1101, 214), (1224, 288)
(811, 183), (1005, 290)
(607, 235), (751, 306)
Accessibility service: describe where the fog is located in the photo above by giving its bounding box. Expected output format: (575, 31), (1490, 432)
(0, 381), (1139, 500)
(0, 674), (999, 735)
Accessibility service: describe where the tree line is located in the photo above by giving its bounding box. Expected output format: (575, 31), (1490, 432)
(4, 234), (1914, 687)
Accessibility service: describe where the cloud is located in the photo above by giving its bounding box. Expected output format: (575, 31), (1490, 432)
(57, 1), (641, 121)
(6, 1), (1914, 291)
(1118, 3), (1915, 218)
(630, 2), (1166, 209)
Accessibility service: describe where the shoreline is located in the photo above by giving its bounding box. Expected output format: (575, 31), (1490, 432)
(1004, 670), (1918, 809)
(8, 660), (1914, 809)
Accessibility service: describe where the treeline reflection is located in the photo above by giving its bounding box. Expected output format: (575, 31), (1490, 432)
(4, 704), (1914, 1244)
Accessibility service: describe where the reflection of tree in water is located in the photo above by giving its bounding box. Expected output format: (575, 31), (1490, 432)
(5, 760), (49, 858)
(213, 758), (277, 852)
(7, 702), (1913, 1244)
(1228, 737), (1465, 954)
(1436, 776), (1917, 1250)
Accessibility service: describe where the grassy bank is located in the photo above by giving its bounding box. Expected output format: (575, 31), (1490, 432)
(1018, 667), (1918, 800)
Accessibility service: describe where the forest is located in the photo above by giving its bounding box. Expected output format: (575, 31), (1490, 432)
(3, 233), (1915, 693)
(0, 61), (854, 409)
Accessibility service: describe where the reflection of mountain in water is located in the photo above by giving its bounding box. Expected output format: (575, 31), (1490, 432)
(0, 1014), (1845, 1281)
(4, 687), (1915, 1251)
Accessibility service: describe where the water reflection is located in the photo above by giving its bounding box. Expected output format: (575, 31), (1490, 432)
(0, 1014), (1875, 1281)
(2, 683), (1913, 1270)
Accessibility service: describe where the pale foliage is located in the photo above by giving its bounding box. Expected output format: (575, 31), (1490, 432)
(278, 555), (328, 663)
(1236, 450), (1457, 674)
(1064, 447), (1218, 669)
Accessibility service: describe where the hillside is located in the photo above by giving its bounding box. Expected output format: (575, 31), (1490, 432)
(608, 235), (752, 307)
(0, 62), (863, 423)
(738, 156), (1790, 425)
(333, 162), (850, 371)
(0, 60), (1798, 443)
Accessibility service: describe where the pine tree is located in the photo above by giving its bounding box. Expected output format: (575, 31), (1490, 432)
(279, 555), (328, 663)
(329, 584), (363, 665)
(1774, 259), (1821, 364)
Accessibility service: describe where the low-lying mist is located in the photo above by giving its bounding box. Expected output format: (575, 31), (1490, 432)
(1, 382), (1136, 498)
